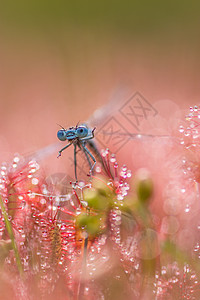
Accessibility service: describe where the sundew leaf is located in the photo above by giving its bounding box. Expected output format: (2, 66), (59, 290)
(0, 195), (24, 277)
(161, 239), (200, 273)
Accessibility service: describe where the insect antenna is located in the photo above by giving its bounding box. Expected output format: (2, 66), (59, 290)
(57, 123), (66, 130)
(75, 121), (80, 129)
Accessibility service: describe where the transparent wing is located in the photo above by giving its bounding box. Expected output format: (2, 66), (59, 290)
(86, 86), (131, 127)
(24, 142), (61, 162)
(85, 87), (181, 151)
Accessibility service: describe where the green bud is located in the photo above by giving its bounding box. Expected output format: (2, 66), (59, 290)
(76, 213), (88, 227)
(76, 213), (102, 237)
(92, 176), (113, 197)
(135, 169), (153, 204)
(83, 187), (109, 211)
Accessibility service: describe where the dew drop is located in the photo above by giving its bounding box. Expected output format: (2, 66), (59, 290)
(78, 180), (85, 188)
(179, 126), (184, 133)
(185, 204), (190, 213)
(32, 178), (39, 185)
(76, 208), (82, 215)
(117, 194), (124, 201)
(95, 165), (101, 173)
(184, 128), (191, 137)
(127, 170), (132, 178)
(0, 224), (5, 232)
(13, 156), (20, 163)
(193, 243), (199, 252)
(114, 162), (118, 169)
(20, 200), (26, 210)
(40, 198), (46, 205)
(110, 154), (116, 163)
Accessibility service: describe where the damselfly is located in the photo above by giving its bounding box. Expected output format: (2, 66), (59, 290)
(55, 89), (179, 182)
(57, 124), (98, 182)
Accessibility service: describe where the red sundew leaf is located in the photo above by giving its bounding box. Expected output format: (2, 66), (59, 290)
(154, 263), (200, 299)
(6, 184), (18, 220)
(58, 207), (76, 217)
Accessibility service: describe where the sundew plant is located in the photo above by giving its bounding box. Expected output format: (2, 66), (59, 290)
(0, 105), (200, 300)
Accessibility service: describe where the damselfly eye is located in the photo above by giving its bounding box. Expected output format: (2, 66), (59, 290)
(76, 126), (88, 138)
(57, 130), (67, 141)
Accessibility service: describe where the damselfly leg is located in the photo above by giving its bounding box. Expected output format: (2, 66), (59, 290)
(57, 142), (72, 158)
(82, 143), (96, 176)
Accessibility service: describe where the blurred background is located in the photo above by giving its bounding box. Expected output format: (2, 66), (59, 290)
(0, 0), (200, 174)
